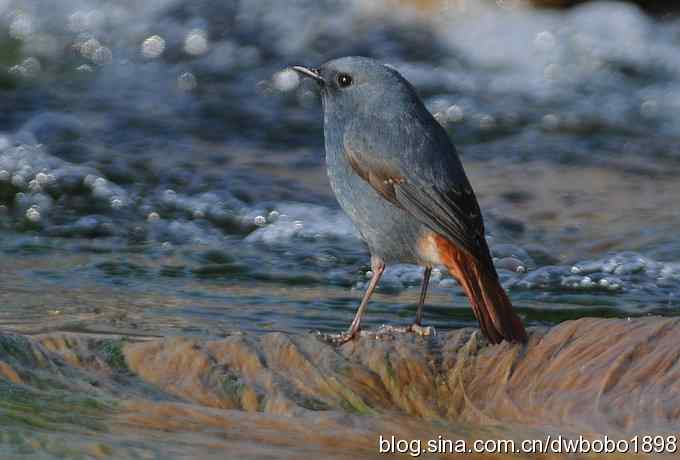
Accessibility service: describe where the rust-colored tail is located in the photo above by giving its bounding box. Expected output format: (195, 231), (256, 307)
(435, 236), (527, 344)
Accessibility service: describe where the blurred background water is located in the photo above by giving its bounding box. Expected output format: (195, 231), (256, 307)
(1, 0), (680, 340)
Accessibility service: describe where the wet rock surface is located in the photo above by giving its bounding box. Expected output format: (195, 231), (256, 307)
(2, 0), (680, 332)
(2, 317), (680, 458)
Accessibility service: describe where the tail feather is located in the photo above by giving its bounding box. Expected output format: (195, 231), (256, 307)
(435, 235), (527, 344)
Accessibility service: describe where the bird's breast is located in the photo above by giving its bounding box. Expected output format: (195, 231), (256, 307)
(323, 140), (436, 265)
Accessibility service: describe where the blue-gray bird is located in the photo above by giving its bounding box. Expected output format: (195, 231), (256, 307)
(292, 57), (527, 344)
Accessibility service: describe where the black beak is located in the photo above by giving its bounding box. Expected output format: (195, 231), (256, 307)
(292, 66), (325, 86)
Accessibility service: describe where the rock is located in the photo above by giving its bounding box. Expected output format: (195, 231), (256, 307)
(2, 317), (680, 458)
(122, 317), (680, 433)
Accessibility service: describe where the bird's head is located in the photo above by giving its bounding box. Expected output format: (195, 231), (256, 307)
(293, 56), (421, 124)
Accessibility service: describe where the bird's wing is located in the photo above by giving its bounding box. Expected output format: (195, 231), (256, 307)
(343, 112), (496, 275)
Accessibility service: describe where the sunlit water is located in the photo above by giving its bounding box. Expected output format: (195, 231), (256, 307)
(1, 0), (680, 456)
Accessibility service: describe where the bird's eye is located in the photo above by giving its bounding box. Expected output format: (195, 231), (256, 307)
(337, 73), (353, 88)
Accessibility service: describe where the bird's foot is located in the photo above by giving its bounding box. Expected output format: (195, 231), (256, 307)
(369, 324), (436, 338)
(315, 324), (436, 343)
(316, 329), (358, 345)
(408, 323), (437, 337)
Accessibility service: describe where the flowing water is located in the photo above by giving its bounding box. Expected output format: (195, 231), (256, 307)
(1, 0), (680, 457)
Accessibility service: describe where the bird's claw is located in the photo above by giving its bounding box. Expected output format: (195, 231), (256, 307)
(369, 324), (437, 338)
(316, 330), (358, 345)
(408, 323), (437, 337)
(315, 324), (436, 344)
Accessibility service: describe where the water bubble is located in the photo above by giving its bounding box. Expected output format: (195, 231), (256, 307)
(84, 10), (104, 30)
(25, 207), (41, 223)
(571, 260), (601, 275)
(0, 170), (10, 181)
(429, 98), (450, 114)
(184, 29), (209, 56)
(79, 38), (101, 60)
(11, 174), (26, 188)
(580, 276), (593, 288)
(613, 258), (646, 275)
(542, 113), (559, 130)
(35, 172), (49, 185)
(267, 210), (280, 222)
(9, 65), (27, 77)
(111, 197), (123, 209)
(147, 212), (160, 222)
(272, 69), (300, 92)
(561, 275), (581, 288)
(141, 35), (165, 59)
(602, 259), (619, 273)
(177, 72), (197, 91)
(496, 0), (522, 9)
(479, 115), (496, 130)
(640, 99), (658, 118)
(439, 278), (456, 288)
(256, 80), (273, 95)
(9, 13), (33, 40)
(68, 11), (89, 32)
(21, 57), (41, 77)
(445, 105), (464, 123)
(92, 46), (112, 65)
(76, 64), (93, 73)
(544, 63), (560, 80)
(163, 189), (177, 200)
(534, 31), (556, 51)
(496, 257), (526, 273)
(430, 268), (442, 282)
(83, 174), (97, 187)
(254, 215), (266, 226)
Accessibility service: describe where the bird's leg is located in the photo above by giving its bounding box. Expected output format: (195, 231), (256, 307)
(414, 266), (431, 325)
(327, 257), (385, 344)
(409, 267), (436, 337)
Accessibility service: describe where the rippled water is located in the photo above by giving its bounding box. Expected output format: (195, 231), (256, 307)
(1, 0), (680, 455)
(2, 0), (680, 334)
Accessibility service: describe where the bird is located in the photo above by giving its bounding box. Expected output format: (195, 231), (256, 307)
(291, 56), (527, 345)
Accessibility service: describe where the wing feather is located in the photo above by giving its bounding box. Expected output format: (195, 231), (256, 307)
(343, 113), (497, 276)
